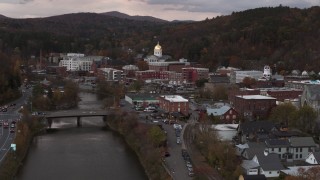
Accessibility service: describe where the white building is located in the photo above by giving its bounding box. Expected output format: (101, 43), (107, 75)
(59, 53), (93, 72)
(230, 70), (263, 84)
(98, 68), (124, 81)
(144, 42), (171, 64)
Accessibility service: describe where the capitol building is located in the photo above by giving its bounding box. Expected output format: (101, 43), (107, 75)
(144, 42), (171, 64)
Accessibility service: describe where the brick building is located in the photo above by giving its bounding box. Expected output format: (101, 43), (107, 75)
(182, 67), (209, 83)
(260, 89), (302, 102)
(135, 70), (158, 80)
(234, 95), (276, 120)
(229, 88), (260, 106)
(159, 95), (189, 115)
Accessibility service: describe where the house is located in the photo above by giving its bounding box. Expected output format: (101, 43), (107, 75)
(206, 105), (239, 123)
(241, 142), (266, 160)
(252, 152), (286, 178)
(241, 160), (260, 175)
(237, 121), (275, 144)
(264, 139), (291, 160)
(305, 152), (320, 165)
(289, 137), (317, 160)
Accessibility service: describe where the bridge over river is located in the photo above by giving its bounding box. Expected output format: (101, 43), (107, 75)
(45, 109), (110, 127)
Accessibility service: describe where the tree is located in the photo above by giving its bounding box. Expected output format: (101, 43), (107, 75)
(212, 85), (228, 101)
(195, 78), (208, 88)
(242, 77), (256, 88)
(285, 166), (320, 180)
(148, 126), (166, 147)
(269, 103), (298, 127)
(296, 105), (317, 133)
(136, 60), (148, 71)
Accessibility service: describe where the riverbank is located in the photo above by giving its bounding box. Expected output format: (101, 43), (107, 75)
(0, 114), (44, 179)
(106, 110), (171, 180)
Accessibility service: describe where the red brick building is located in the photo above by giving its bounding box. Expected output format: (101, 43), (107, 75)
(159, 95), (189, 115)
(234, 95), (276, 120)
(182, 67), (209, 83)
(135, 70), (159, 80)
(260, 89), (303, 102)
(229, 88), (260, 105)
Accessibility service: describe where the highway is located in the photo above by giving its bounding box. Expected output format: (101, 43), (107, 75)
(0, 86), (31, 165)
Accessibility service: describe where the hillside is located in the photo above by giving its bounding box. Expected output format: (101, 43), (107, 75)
(0, 6), (319, 72)
(158, 6), (320, 72)
(101, 11), (168, 23)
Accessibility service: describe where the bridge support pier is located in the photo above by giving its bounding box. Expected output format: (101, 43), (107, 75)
(47, 118), (52, 128)
(77, 116), (82, 127)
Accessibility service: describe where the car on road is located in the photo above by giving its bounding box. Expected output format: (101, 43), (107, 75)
(173, 124), (182, 130)
(186, 161), (193, 168)
(176, 137), (181, 144)
(3, 121), (9, 128)
(10, 128), (15, 133)
(10, 123), (15, 128)
(188, 170), (195, 177)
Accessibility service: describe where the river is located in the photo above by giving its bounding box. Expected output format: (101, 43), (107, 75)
(16, 92), (148, 180)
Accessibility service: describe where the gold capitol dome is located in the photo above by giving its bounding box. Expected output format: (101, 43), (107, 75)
(154, 41), (162, 50)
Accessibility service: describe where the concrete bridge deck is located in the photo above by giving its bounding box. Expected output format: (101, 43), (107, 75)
(45, 109), (110, 127)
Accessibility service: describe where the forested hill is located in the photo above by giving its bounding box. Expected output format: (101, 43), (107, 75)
(0, 6), (319, 72)
(158, 6), (320, 72)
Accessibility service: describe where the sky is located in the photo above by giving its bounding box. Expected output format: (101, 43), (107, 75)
(0, 0), (318, 21)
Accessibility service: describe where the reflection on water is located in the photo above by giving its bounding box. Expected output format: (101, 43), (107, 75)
(16, 92), (147, 180)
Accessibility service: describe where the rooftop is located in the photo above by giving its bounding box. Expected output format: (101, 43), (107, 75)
(236, 95), (276, 100)
(161, 95), (188, 102)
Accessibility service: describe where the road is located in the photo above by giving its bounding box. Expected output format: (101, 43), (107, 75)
(0, 86), (32, 165)
(120, 99), (196, 180)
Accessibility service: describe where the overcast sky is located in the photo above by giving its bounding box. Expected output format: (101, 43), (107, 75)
(0, 0), (318, 21)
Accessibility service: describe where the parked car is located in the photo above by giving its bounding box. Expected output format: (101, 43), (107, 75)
(176, 137), (181, 144)
(188, 170), (195, 177)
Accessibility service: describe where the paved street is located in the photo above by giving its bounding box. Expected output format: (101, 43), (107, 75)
(0, 86), (31, 164)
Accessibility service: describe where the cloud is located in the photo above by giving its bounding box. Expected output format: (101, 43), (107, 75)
(130, 0), (319, 14)
(0, 0), (34, 4)
(0, 0), (318, 21)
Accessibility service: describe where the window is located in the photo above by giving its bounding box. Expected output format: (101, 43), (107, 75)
(300, 148), (302, 152)
(296, 148), (298, 152)
(233, 115), (236, 119)
(296, 154), (298, 159)
(226, 115), (230, 119)
(269, 172), (271, 174)
(300, 154), (302, 158)
(271, 148), (274, 152)
(279, 148), (281, 152)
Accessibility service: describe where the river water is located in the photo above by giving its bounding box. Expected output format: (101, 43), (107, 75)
(16, 92), (148, 180)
